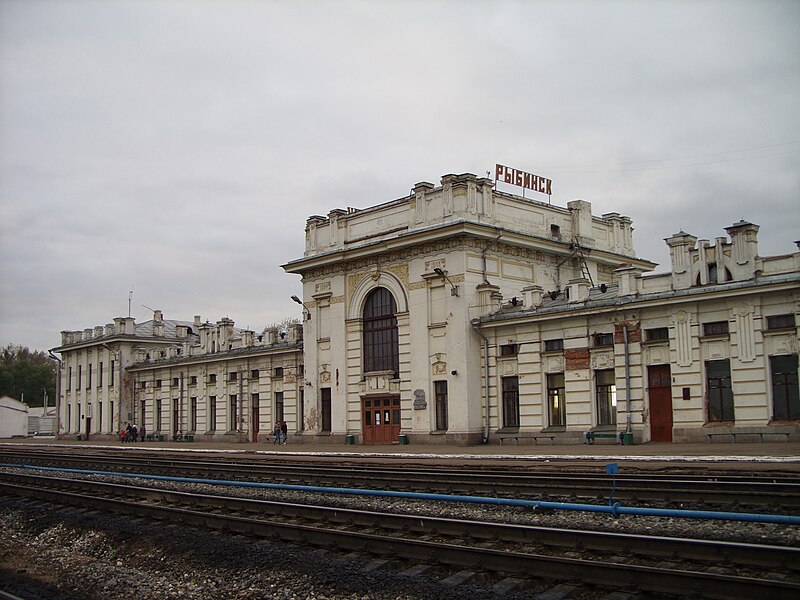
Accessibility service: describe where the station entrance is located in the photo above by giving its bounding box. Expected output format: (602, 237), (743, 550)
(361, 395), (401, 444)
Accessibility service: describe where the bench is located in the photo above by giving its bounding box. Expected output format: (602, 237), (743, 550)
(145, 434), (165, 442)
(706, 431), (790, 443)
(584, 431), (624, 445)
(172, 434), (195, 442)
(497, 433), (556, 445)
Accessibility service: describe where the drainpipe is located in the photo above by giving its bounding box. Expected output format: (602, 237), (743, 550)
(48, 351), (62, 438)
(623, 324), (632, 435)
(472, 320), (491, 444)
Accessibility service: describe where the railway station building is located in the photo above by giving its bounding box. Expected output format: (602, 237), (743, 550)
(53, 172), (800, 445)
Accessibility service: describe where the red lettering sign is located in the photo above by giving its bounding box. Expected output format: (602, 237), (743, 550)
(495, 164), (552, 197)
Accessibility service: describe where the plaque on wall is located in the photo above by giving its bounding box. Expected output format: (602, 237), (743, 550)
(413, 388), (427, 410)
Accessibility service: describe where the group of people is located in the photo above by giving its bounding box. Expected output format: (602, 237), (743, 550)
(120, 422), (146, 442)
(273, 420), (288, 444)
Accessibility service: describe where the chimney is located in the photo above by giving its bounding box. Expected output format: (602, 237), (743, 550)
(567, 278), (591, 302)
(289, 322), (303, 343)
(614, 264), (644, 296)
(521, 285), (544, 309)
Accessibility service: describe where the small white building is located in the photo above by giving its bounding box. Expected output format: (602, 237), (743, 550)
(0, 396), (29, 438)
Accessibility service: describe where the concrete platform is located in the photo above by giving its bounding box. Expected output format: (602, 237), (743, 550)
(4, 436), (800, 465)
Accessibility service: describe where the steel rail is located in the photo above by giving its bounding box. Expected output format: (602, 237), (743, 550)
(0, 478), (797, 600)
(4, 447), (799, 483)
(1, 471), (797, 570)
(2, 448), (799, 507)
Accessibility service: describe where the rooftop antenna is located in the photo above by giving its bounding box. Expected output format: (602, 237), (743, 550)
(128, 288), (133, 317)
(142, 304), (156, 318)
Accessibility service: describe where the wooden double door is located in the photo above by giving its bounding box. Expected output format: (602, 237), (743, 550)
(362, 395), (401, 444)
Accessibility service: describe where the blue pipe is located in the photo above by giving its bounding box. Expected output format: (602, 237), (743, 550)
(8, 464), (800, 525)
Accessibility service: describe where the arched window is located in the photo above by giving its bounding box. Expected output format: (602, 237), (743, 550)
(362, 287), (399, 376)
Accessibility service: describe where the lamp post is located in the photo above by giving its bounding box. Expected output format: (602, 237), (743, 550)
(291, 295), (312, 320)
(433, 268), (459, 296)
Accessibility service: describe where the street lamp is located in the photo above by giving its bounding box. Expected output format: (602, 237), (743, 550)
(291, 295), (311, 320)
(433, 268), (459, 297)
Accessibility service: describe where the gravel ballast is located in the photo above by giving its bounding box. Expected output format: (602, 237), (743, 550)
(1, 466), (798, 599)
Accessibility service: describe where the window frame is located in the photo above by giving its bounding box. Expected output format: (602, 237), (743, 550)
(547, 372), (566, 427)
(501, 376), (520, 428)
(362, 287), (399, 377)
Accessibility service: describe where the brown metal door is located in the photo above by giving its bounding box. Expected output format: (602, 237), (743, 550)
(648, 365), (673, 442)
(252, 406), (259, 443)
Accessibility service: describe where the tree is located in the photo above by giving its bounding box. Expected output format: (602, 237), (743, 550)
(0, 344), (57, 408)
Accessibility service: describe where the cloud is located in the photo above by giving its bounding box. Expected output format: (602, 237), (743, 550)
(1, 0), (798, 350)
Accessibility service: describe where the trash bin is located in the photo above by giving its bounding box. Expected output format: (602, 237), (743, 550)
(345, 434), (355, 445)
(622, 432), (633, 445)
(398, 434), (409, 445)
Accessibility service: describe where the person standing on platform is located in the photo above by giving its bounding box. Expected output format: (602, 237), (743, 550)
(280, 420), (288, 445)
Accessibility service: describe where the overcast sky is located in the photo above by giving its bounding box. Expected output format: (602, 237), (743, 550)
(1, 0), (798, 352)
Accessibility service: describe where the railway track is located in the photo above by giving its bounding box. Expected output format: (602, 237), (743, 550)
(2, 447), (799, 509)
(1, 470), (799, 599)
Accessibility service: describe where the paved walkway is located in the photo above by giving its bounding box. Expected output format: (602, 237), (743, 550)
(4, 436), (800, 464)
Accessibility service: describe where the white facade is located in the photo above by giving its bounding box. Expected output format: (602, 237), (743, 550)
(477, 220), (800, 443)
(0, 396), (29, 438)
(54, 313), (304, 442)
(55, 171), (799, 445)
(283, 173), (656, 444)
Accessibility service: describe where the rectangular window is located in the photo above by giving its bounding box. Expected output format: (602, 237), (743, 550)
(209, 373), (217, 384)
(98, 362), (103, 387)
(77, 365), (82, 389)
(229, 394), (238, 430)
(190, 397), (197, 431)
(706, 359), (734, 422)
(544, 339), (564, 352)
(172, 377), (179, 387)
(434, 380), (448, 431)
(67, 366), (72, 391)
(702, 321), (729, 337)
(273, 367), (284, 378)
(250, 369), (259, 379)
(645, 327), (669, 342)
(547, 373), (566, 427)
(771, 354), (799, 420)
(87, 364), (92, 389)
(501, 376), (520, 428)
(595, 369), (617, 426)
(209, 396), (217, 431)
(155, 399), (162, 431)
(110, 361), (115, 388)
(499, 343), (518, 357)
(275, 391), (284, 422)
(140, 381), (146, 389)
(189, 375), (197, 385)
(593, 333), (614, 347)
(298, 364), (304, 377)
(767, 314), (796, 331)
(229, 372), (238, 382)
(155, 379), (162, 388)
